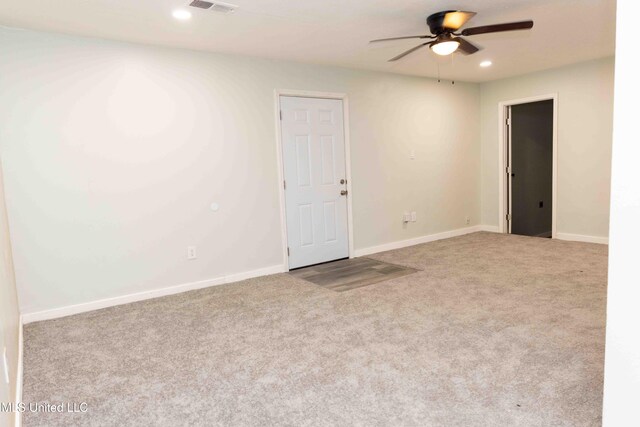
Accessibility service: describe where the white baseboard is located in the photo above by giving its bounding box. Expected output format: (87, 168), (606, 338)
(477, 225), (501, 233)
(224, 265), (284, 283)
(22, 227), (605, 325)
(354, 225), (487, 257)
(469, 226), (607, 245)
(20, 227), (495, 323)
(21, 264), (285, 324)
(556, 233), (609, 245)
(15, 316), (23, 427)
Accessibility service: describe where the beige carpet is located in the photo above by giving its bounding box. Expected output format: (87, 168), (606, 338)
(22, 232), (607, 426)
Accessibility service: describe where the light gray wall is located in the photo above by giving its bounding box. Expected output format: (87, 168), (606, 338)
(480, 57), (614, 239)
(0, 159), (20, 427)
(0, 28), (481, 314)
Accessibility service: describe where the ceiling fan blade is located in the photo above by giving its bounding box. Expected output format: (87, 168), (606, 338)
(455, 37), (481, 55)
(461, 20), (533, 36)
(388, 42), (432, 62)
(443, 11), (477, 30)
(370, 35), (433, 43)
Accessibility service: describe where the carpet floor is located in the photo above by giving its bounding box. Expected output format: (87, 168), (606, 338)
(22, 232), (607, 426)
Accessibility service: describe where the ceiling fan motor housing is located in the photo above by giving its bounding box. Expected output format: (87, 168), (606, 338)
(427, 10), (456, 34)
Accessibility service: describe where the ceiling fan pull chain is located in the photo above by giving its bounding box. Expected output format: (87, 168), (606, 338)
(450, 54), (455, 85)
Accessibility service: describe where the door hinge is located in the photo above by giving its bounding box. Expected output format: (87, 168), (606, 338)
(287, 247), (290, 256)
(506, 213), (512, 221)
(279, 110), (283, 120)
(506, 166), (511, 174)
(283, 180), (286, 190)
(506, 117), (512, 126)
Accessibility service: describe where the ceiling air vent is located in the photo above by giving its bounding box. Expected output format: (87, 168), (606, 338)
(189, 1), (213, 9)
(189, 0), (237, 13)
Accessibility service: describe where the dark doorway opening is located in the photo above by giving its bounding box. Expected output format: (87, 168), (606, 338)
(507, 100), (554, 237)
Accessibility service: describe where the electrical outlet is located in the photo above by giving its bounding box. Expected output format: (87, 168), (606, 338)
(465, 216), (471, 225)
(187, 246), (197, 260)
(411, 211), (417, 222)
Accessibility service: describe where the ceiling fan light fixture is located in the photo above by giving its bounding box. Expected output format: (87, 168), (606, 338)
(430, 40), (460, 56)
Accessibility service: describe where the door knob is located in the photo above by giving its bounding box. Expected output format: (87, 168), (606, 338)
(340, 190), (348, 196)
(340, 179), (346, 184)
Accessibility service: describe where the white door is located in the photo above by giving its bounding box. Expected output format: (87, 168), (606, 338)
(280, 96), (349, 269)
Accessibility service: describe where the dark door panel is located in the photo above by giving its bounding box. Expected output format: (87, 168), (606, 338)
(510, 100), (553, 237)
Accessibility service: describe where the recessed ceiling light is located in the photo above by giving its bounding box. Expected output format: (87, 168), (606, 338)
(172, 9), (192, 20)
(480, 60), (493, 68)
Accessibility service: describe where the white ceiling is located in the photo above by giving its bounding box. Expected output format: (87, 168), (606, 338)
(0, 0), (616, 82)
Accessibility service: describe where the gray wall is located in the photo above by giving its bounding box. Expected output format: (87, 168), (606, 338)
(481, 57), (614, 239)
(0, 29), (615, 316)
(0, 27), (480, 314)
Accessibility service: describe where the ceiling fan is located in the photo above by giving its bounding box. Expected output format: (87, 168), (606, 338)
(370, 10), (533, 61)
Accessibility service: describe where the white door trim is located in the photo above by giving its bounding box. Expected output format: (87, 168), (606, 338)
(274, 89), (354, 271)
(498, 93), (558, 238)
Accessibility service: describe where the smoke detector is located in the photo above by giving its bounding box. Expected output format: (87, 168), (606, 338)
(189, 0), (237, 13)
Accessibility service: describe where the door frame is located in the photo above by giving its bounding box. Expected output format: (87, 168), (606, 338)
(274, 89), (354, 271)
(497, 93), (558, 238)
